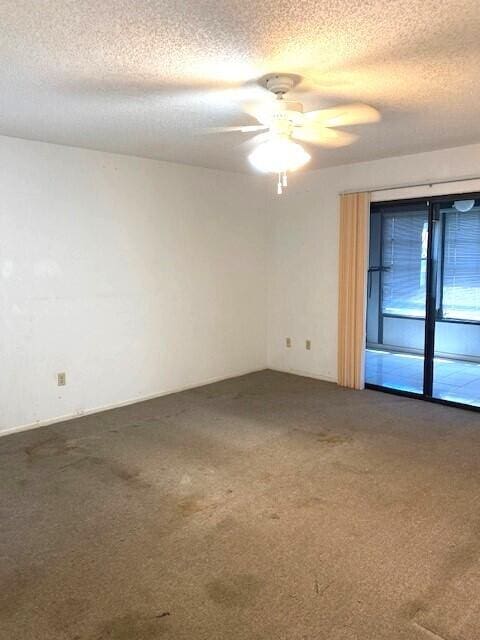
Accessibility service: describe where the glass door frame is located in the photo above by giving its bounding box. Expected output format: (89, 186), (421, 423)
(366, 190), (480, 413)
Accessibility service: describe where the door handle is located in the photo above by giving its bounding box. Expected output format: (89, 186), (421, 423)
(367, 266), (390, 297)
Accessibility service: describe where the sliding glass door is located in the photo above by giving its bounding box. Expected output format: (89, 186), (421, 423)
(365, 193), (480, 409)
(366, 201), (428, 394)
(431, 198), (480, 407)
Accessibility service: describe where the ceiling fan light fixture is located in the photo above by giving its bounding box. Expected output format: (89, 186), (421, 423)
(453, 199), (475, 212)
(248, 137), (311, 174)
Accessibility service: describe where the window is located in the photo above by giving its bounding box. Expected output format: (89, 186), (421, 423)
(381, 211), (428, 317)
(441, 208), (480, 321)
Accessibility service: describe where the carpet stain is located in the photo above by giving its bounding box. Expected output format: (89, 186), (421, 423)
(206, 574), (263, 607)
(258, 471), (274, 483)
(177, 494), (220, 516)
(58, 454), (151, 489)
(91, 612), (170, 639)
(214, 515), (238, 532)
(109, 463), (141, 483)
(291, 428), (352, 445)
(399, 598), (425, 620)
(24, 433), (79, 461)
(102, 460), (151, 489)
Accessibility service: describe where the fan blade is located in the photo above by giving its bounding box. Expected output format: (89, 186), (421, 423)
(292, 126), (358, 148)
(242, 101), (277, 125)
(304, 104), (380, 127)
(292, 69), (353, 95)
(203, 124), (268, 134)
(237, 132), (271, 151)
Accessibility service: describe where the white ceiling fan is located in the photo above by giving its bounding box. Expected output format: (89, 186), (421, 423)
(208, 74), (381, 193)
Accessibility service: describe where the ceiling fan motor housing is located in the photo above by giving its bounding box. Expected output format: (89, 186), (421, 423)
(264, 74), (296, 95)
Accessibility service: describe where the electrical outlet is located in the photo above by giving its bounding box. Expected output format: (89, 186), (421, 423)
(57, 372), (66, 386)
(306, 340), (311, 350)
(286, 337), (291, 348)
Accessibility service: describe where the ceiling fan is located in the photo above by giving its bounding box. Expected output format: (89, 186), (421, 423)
(209, 74), (380, 194)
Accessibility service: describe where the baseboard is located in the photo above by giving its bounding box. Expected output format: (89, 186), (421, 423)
(268, 366), (337, 384)
(0, 366), (267, 438)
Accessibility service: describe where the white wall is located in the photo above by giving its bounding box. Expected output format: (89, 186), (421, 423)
(4, 134), (480, 434)
(267, 143), (480, 381)
(0, 136), (268, 434)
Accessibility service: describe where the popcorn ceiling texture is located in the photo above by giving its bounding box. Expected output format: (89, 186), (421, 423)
(0, 0), (480, 172)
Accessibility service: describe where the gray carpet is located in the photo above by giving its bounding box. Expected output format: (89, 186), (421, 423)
(2, 370), (480, 640)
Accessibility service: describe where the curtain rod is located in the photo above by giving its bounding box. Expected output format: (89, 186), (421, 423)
(340, 174), (480, 196)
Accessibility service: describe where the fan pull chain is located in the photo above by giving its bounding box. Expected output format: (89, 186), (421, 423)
(282, 171), (288, 187)
(277, 173), (283, 195)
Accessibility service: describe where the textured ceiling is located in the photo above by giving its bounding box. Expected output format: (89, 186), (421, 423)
(1, 0), (480, 172)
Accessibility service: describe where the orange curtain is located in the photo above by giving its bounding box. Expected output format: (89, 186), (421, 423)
(337, 192), (370, 389)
